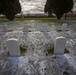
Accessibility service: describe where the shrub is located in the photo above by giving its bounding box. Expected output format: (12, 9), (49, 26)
(20, 44), (27, 56)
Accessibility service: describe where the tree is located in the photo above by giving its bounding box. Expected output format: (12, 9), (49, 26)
(44, 0), (73, 19)
(0, 0), (21, 20)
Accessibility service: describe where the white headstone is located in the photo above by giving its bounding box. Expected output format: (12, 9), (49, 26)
(54, 36), (66, 55)
(2, 25), (8, 34)
(0, 46), (1, 50)
(6, 38), (20, 57)
(23, 25), (28, 35)
(43, 24), (49, 39)
(23, 25), (28, 32)
(61, 23), (67, 32)
(43, 24), (48, 32)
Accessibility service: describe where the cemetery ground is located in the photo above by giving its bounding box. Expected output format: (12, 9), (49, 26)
(0, 19), (76, 75)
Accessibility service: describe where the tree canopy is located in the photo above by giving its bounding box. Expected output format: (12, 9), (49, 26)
(0, 0), (21, 20)
(44, 0), (74, 19)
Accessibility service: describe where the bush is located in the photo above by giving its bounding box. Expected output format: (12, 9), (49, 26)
(20, 44), (27, 56)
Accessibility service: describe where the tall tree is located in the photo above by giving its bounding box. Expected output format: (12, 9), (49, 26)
(0, 0), (21, 20)
(44, 0), (73, 19)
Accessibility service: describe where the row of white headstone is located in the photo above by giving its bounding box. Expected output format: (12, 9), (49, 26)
(2, 25), (28, 33)
(6, 36), (66, 57)
(2, 23), (68, 33)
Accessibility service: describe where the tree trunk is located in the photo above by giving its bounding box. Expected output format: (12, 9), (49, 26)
(64, 13), (66, 19)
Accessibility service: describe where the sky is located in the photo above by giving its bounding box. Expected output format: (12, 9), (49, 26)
(19, 0), (76, 14)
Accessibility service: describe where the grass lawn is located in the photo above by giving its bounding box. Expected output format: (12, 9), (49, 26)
(0, 17), (76, 22)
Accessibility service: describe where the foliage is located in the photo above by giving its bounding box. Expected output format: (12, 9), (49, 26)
(56, 29), (62, 32)
(57, 29), (68, 32)
(64, 48), (69, 53)
(20, 44), (27, 56)
(0, 0), (21, 20)
(63, 71), (70, 75)
(46, 46), (54, 55)
(44, 0), (73, 19)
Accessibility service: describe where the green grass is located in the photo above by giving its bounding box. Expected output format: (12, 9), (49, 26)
(66, 17), (76, 20)
(0, 17), (76, 22)
(0, 17), (58, 22)
(0, 18), (9, 22)
(14, 17), (57, 21)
